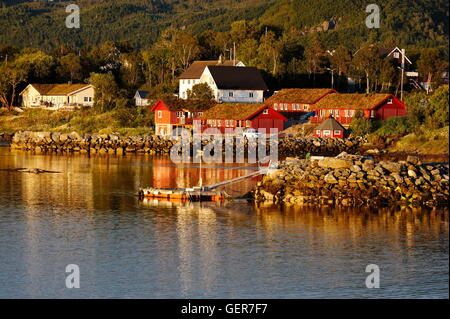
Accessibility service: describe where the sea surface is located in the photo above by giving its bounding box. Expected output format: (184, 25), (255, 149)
(0, 147), (448, 298)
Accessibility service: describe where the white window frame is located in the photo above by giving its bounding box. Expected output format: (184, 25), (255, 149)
(157, 111), (162, 119)
(263, 109), (269, 115)
(324, 130), (331, 136)
(249, 92), (254, 98)
(334, 130), (341, 135)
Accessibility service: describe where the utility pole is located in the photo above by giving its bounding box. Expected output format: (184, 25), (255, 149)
(233, 42), (236, 66)
(400, 48), (405, 101)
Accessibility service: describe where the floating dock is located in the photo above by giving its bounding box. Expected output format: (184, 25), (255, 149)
(138, 187), (226, 202)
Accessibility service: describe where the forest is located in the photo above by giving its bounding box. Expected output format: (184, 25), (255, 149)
(0, 0), (448, 111)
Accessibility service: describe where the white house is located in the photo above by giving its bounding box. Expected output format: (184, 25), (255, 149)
(134, 90), (150, 106)
(198, 65), (268, 103)
(20, 83), (95, 108)
(178, 59), (245, 99)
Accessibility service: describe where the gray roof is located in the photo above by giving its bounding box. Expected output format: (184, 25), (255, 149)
(315, 117), (346, 131)
(207, 66), (268, 91)
(136, 90), (149, 99)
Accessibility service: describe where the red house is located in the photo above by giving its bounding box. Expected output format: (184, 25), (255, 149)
(311, 93), (407, 125)
(151, 98), (214, 136)
(264, 88), (337, 112)
(314, 116), (346, 138)
(198, 103), (288, 134)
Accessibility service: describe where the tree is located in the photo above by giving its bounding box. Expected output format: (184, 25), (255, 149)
(425, 85), (449, 129)
(417, 48), (445, 94)
(258, 30), (282, 75)
(186, 83), (214, 100)
(13, 49), (54, 82)
(57, 53), (83, 82)
(329, 47), (352, 89)
(350, 111), (373, 136)
(87, 72), (118, 112)
(304, 34), (325, 87)
(0, 62), (27, 110)
(352, 44), (381, 94)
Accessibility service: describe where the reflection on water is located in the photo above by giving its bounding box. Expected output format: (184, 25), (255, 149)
(0, 148), (448, 298)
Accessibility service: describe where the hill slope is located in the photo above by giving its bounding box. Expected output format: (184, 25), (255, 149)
(0, 0), (448, 50)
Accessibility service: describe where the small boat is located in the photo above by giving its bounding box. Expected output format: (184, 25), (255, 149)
(138, 187), (226, 202)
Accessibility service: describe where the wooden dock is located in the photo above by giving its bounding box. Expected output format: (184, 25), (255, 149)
(139, 159), (276, 202)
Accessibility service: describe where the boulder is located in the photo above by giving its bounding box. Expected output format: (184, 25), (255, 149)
(381, 161), (402, 173)
(324, 173), (339, 184)
(318, 157), (352, 169)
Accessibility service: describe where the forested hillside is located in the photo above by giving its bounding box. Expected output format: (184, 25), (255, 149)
(0, 0), (448, 50)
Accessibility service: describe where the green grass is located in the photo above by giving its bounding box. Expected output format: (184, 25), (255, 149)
(391, 126), (449, 154)
(0, 107), (154, 136)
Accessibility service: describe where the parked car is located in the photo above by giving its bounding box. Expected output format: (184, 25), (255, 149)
(243, 128), (264, 139)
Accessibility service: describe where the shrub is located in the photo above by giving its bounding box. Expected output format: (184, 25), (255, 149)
(372, 116), (411, 138)
(349, 112), (373, 136)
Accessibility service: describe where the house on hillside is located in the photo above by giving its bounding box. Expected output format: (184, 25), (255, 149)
(178, 59), (245, 99)
(151, 98), (214, 136)
(379, 47), (413, 70)
(198, 103), (287, 134)
(134, 90), (150, 106)
(198, 66), (268, 103)
(314, 116), (346, 138)
(20, 83), (95, 108)
(311, 93), (407, 125)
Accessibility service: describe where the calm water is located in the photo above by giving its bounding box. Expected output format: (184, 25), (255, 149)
(0, 147), (448, 299)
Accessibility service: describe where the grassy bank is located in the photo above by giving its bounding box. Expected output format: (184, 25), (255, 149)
(390, 127), (449, 155)
(0, 107), (154, 136)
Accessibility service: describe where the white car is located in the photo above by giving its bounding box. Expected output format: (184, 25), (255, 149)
(243, 128), (264, 139)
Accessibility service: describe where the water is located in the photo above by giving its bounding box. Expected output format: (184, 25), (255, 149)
(0, 148), (448, 299)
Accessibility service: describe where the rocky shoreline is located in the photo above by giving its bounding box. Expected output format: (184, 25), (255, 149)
(9, 131), (366, 157)
(253, 154), (449, 207)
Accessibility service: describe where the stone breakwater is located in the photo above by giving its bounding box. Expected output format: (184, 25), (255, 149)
(254, 154), (449, 207)
(0, 132), (13, 145)
(10, 131), (365, 157)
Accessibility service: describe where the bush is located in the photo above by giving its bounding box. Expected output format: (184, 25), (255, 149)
(372, 116), (411, 138)
(350, 112), (373, 136)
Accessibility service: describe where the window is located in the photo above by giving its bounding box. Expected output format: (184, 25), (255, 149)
(316, 130), (321, 135)
(334, 130), (341, 135)
(249, 92), (254, 98)
(393, 52), (400, 59)
(218, 120), (222, 127)
(344, 110), (350, 117)
(198, 112), (203, 117)
(335, 110), (340, 117)
(324, 130), (331, 135)
(157, 111), (162, 119)
(246, 120), (251, 127)
(229, 92), (234, 97)
(370, 110), (375, 118)
(274, 103), (278, 110)
(387, 98), (393, 104)
(225, 120), (229, 127)
(84, 97), (89, 102)
(349, 110), (355, 117)
(320, 110), (325, 117)
(263, 109), (269, 114)
(303, 104), (309, 110)
(177, 111), (183, 118)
